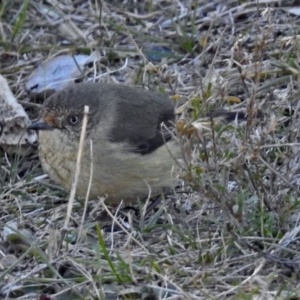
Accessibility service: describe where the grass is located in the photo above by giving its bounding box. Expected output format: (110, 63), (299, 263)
(1, 0), (300, 299)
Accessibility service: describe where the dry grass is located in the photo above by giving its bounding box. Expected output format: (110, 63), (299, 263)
(1, 0), (300, 299)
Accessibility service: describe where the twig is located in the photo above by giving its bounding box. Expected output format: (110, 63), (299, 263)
(59, 105), (89, 251)
(77, 139), (93, 243)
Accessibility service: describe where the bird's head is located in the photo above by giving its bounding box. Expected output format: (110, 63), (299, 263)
(28, 83), (105, 138)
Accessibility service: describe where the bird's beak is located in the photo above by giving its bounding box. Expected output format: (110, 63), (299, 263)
(28, 120), (53, 130)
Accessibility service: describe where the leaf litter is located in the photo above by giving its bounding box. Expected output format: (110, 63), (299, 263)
(1, 0), (300, 299)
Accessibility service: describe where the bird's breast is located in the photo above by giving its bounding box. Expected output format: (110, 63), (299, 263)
(38, 129), (79, 191)
(37, 128), (180, 202)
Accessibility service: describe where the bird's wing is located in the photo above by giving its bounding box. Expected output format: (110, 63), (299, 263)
(108, 94), (175, 155)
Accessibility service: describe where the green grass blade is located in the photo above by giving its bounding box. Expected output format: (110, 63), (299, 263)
(11, 0), (29, 42)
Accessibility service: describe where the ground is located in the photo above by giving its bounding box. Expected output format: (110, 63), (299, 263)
(1, 0), (300, 299)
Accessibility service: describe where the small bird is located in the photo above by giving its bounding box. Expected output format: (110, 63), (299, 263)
(28, 82), (179, 203)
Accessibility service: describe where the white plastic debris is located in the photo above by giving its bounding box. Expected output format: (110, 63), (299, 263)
(26, 52), (98, 98)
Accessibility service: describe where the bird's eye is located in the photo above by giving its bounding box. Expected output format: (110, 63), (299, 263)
(69, 115), (79, 125)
